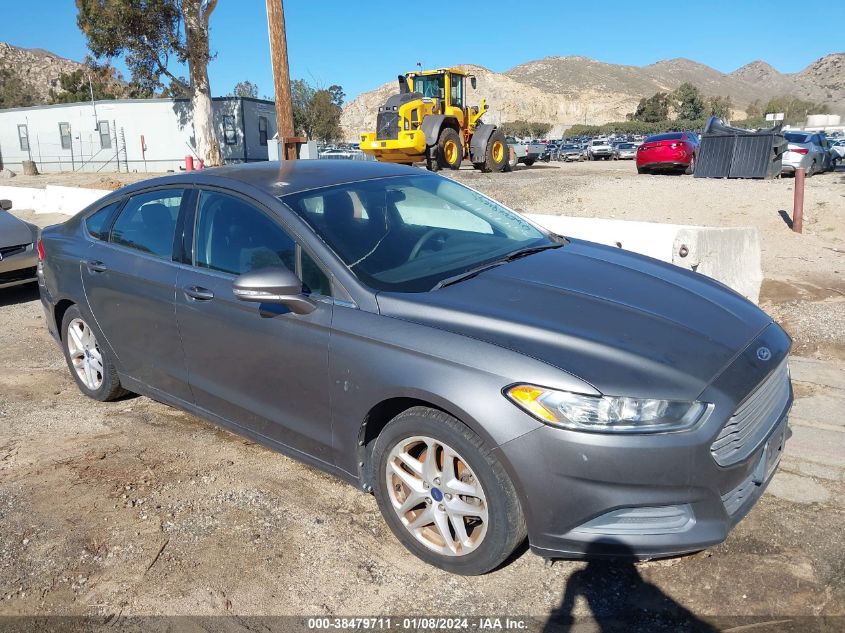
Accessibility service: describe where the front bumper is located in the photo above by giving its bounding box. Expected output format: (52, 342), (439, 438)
(496, 325), (792, 560)
(359, 131), (427, 162)
(0, 244), (37, 289)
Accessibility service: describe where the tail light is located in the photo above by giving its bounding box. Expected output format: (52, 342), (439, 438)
(791, 147), (808, 155)
(37, 239), (45, 262)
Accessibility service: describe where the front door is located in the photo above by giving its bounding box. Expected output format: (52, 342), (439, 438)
(174, 189), (334, 461)
(81, 188), (192, 402)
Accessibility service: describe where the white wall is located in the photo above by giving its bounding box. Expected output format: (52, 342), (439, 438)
(0, 98), (278, 174)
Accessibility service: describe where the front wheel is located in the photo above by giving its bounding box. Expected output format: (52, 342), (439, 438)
(372, 407), (526, 575)
(481, 131), (508, 173)
(436, 128), (463, 170)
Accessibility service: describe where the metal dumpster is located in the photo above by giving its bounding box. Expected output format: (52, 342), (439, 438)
(695, 116), (786, 179)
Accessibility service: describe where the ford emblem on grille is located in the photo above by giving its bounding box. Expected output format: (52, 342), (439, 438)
(756, 347), (772, 361)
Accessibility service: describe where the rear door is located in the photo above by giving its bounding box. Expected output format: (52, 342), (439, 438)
(174, 188), (335, 461)
(81, 187), (193, 401)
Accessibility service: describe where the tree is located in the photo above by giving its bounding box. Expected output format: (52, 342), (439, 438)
(76, 0), (223, 165)
(498, 120), (552, 138)
(745, 99), (763, 119)
(49, 63), (121, 104)
(763, 95), (828, 125)
(630, 93), (670, 123)
(672, 82), (705, 120)
(0, 69), (38, 108)
(706, 95), (733, 120)
(327, 85), (345, 108)
(291, 79), (316, 137)
(309, 89), (343, 142)
(232, 80), (259, 99)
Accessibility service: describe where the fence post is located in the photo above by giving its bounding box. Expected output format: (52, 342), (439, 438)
(793, 168), (805, 233)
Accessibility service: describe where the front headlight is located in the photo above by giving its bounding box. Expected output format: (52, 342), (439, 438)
(505, 385), (708, 433)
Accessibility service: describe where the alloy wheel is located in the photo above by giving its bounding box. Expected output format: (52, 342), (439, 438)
(66, 318), (104, 391)
(385, 435), (488, 557)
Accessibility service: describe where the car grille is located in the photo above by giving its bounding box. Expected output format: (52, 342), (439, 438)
(376, 111), (399, 140)
(711, 359), (790, 467)
(0, 243), (29, 258)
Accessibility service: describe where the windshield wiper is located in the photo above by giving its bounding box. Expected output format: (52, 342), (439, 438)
(432, 243), (563, 290)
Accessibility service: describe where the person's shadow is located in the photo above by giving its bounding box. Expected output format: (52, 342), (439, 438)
(543, 539), (717, 633)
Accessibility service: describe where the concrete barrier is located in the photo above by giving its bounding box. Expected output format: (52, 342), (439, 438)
(0, 185), (111, 216)
(527, 214), (762, 303)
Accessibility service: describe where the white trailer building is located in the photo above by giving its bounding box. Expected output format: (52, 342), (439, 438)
(0, 97), (277, 173)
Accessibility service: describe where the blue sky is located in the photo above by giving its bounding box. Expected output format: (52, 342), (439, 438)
(1, 1), (841, 103)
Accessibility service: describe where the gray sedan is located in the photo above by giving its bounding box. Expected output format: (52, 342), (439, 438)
(37, 162), (792, 575)
(0, 200), (39, 289)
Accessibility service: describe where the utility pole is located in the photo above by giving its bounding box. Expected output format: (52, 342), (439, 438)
(265, 0), (302, 159)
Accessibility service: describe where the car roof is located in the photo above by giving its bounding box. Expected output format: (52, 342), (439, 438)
(112, 160), (424, 198)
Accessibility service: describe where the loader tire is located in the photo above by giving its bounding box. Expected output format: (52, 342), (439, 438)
(437, 128), (463, 170)
(482, 131), (508, 173)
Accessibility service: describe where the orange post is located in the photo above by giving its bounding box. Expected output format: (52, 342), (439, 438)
(793, 168), (805, 233)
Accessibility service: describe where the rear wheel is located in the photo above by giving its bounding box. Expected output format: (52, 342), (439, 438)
(436, 128), (463, 170)
(481, 131), (508, 173)
(637, 166), (647, 174)
(373, 407), (526, 575)
(61, 305), (127, 401)
(685, 154), (696, 175)
(503, 146), (518, 172)
(523, 158), (536, 167)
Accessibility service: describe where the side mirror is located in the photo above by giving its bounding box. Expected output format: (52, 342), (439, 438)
(232, 266), (316, 315)
(470, 76), (477, 90)
(0, 199), (11, 211)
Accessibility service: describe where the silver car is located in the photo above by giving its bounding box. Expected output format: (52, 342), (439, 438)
(614, 142), (637, 160)
(0, 200), (39, 289)
(781, 131), (831, 176)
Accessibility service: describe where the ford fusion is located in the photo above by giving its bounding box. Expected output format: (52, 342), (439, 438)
(38, 162), (792, 575)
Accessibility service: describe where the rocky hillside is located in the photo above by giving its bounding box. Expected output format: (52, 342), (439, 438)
(0, 42), (87, 102)
(342, 53), (845, 139)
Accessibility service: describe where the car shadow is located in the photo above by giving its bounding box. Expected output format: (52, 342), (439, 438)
(0, 282), (39, 307)
(542, 539), (717, 633)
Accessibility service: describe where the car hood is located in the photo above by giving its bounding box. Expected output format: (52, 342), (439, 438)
(0, 212), (36, 247)
(376, 240), (772, 401)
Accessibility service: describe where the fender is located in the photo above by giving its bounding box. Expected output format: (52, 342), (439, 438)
(421, 115), (459, 147)
(470, 123), (497, 163)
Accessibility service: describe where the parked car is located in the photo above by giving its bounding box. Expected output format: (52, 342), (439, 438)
(830, 138), (845, 160)
(0, 199), (39, 289)
(557, 144), (584, 162)
(39, 161), (793, 575)
(587, 138), (614, 160)
(781, 132), (831, 176)
(636, 131), (699, 174)
(614, 142), (637, 160)
(505, 137), (544, 168)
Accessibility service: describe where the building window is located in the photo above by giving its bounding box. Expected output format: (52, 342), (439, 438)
(17, 124), (29, 151)
(258, 116), (268, 146)
(98, 121), (111, 149)
(59, 122), (72, 150)
(223, 115), (237, 145)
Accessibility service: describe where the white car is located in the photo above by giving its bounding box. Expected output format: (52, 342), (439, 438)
(781, 131), (831, 176)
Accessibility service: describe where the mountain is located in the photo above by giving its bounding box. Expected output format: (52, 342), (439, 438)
(341, 53), (845, 139)
(0, 43), (88, 102)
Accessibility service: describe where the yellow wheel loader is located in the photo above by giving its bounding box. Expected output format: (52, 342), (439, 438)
(359, 68), (510, 173)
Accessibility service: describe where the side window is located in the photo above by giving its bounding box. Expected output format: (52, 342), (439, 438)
(450, 74), (463, 109)
(59, 122), (72, 150)
(258, 116), (268, 146)
(85, 200), (123, 240)
(194, 190), (295, 276)
(98, 121), (111, 149)
(17, 124), (29, 151)
(222, 115), (237, 145)
(110, 189), (183, 259)
(301, 250), (331, 296)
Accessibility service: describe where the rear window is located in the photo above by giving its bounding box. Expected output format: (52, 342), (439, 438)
(784, 133), (809, 144)
(644, 133), (683, 143)
(618, 143), (634, 149)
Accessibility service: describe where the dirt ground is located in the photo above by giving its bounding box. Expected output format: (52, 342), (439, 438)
(1, 161), (843, 630)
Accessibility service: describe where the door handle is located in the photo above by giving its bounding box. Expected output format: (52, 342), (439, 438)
(84, 260), (108, 273)
(183, 286), (214, 301)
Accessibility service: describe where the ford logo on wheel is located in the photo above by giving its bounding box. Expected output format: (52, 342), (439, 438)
(756, 347), (772, 361)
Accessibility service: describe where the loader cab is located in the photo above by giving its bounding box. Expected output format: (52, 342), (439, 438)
(407, 70), (474, 127)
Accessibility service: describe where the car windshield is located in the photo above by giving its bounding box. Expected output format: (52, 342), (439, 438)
(784, 132), (810, 144)
(413, 74), (445, 99)
(281, 175), (553, 293)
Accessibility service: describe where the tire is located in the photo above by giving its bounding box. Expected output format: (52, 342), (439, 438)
(685, 154), (696, 175)
(481, 131), (508, 173)
(523, 158), (536, 167)
(61, 304), (128, 401)
(436, 128), (463, 170)
(637, 166), (647, 174)
(372, 407), (526, 575)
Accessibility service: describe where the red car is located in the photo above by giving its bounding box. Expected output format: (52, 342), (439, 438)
(636, 131), (699, 174)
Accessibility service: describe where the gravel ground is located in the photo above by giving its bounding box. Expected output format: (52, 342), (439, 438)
(1, 162), (843, 629)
